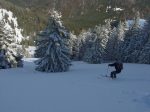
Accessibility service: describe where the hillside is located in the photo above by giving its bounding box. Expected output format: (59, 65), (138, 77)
(0, 58), (150, 112)
(2, 0), (150, 36)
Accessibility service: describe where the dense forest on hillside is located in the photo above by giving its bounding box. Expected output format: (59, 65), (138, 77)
(1, 0), (150, 37)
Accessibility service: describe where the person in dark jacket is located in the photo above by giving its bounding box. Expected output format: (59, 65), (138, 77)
(108, 60), (123, 79)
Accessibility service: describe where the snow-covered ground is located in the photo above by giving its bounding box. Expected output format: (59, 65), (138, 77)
(0, 58), (150, 112)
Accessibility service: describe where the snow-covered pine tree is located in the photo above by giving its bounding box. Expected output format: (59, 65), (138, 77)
(69, 32), (79, 60)
(35, 9), (71, 72)
(95, 21), (111, 61)
(105, 27), (118, 61)
(78, 29), (91, 60)
(83, 30), (103, 64)
(0, 19), (22, 68)
(115, 21), (127, 60)
(119, 15), (148, 63)
(138, 18), (150, 64)
(138, 38), (150, 64)
(83, 22), (111, 63)
(84, 21), (111, 63)
(34, 30), (49, 58)
(99, 21), (111, 52)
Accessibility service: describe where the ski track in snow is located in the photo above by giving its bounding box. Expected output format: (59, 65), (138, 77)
(0, 58), (150, 112)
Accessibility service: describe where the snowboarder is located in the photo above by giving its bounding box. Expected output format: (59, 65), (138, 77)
(108, 59), (123, 79)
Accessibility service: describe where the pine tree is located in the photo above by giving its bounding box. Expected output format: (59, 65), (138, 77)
(0, 20), (22, 68)
(83, 31), (103, 64)
(34, 30), (49, 58)
(69, 32), (79, 60)
(83, 22), (111, 63)
(105, 27), (118, 61)
(138, 38), (150, 64)
(97, 22), (111, 51)
(35, 10), (71, 72)
(115, 21), (127, 60)
(78, 29), (91, 60)
(119, 18), (148, 63)
(95, 22), (111, 61)
(81, 22), (111, 63)
(138, 18), (150, 64)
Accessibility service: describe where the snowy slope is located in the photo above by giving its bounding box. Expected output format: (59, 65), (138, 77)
(0, 58), (150, 112)
(0, 9), (24, 42)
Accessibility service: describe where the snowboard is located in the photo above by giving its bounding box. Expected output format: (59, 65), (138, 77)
(97, 75), (110, 79)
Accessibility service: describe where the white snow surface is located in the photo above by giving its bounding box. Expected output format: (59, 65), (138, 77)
(0, 58), (150, 112)
(113, 7), (124, 11)
(106, 6), (124, 12)
(127, 19), (147, 28)
(0, 9), (24, 42)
